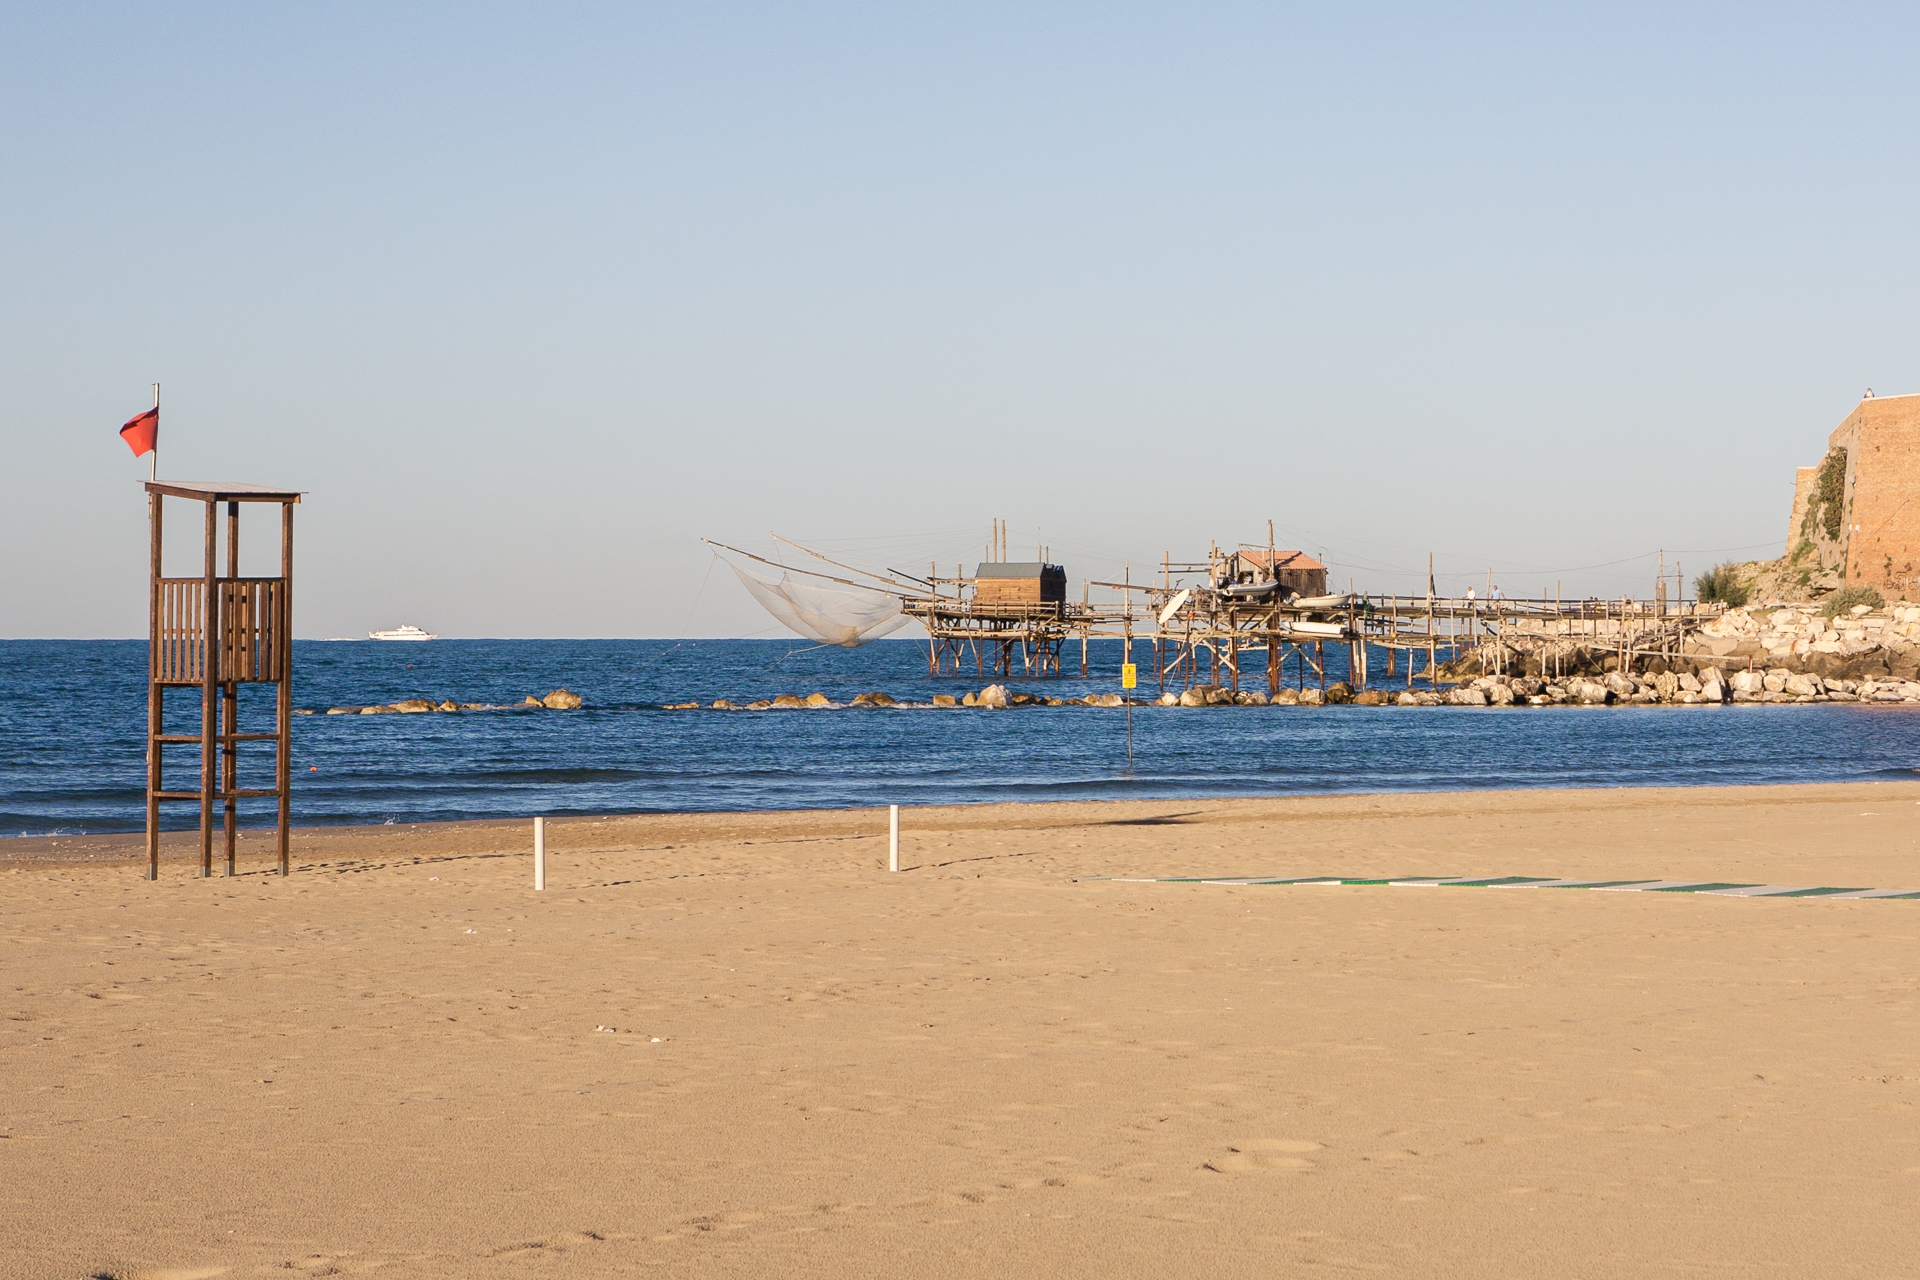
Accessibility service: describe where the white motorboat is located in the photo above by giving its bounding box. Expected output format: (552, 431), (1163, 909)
(368, 624), (438, 641)
(1275, 620), (1347, 638)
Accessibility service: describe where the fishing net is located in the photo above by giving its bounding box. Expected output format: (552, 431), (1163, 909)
(727, 563), (911, 648)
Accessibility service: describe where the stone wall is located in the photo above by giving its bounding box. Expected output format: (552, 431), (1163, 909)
(1788, 394), (1920, 598)
(1833, 394), (1920, 595)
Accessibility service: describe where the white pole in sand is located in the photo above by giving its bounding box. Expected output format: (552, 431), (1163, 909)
(889, 805), (899, 873)
(534, 816), (546, 891)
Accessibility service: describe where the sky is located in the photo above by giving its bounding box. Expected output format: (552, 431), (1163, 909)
(3, 3), (1917, 638)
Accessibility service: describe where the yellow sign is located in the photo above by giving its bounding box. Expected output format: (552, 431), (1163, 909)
(1121, 663), (1137, 689)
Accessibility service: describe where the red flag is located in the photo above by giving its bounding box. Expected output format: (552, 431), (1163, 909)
(120, 407), (158, 458)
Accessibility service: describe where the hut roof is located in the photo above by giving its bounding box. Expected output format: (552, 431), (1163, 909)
(1234, 548), (1324, 572)
(974, 562), (1061, 578)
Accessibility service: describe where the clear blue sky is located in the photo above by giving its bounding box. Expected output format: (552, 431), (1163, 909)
(3, 4), (1915, 637)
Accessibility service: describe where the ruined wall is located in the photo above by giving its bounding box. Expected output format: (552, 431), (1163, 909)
(1836, 395), (1920, 597)
(1785, 395), (1920, 600)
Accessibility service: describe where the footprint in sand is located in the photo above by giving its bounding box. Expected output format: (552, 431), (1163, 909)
(1205, 1140), (1322, 1173)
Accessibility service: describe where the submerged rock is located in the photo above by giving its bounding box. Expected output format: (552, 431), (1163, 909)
(542, 688), (584, 709)
(932, 694), (958, 707)
(850, 691), (897, 707)
(771, 693), (806, 708)
(392, 699), (435, 713)
(803, 692), (834, 708)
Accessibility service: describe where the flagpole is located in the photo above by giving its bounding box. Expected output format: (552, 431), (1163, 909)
(150, 383), (159, 481)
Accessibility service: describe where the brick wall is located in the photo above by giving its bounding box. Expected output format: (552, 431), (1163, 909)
(1812, 394), (1920, 598)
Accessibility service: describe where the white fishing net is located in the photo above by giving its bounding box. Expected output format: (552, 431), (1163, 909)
(728, 563), (911, 648)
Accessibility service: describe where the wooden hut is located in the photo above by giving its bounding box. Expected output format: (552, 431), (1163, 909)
(971, 562), (1067, 610)
(1214, 548), (1327, 597)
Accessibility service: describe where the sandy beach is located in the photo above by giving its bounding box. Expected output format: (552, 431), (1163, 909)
(6, 782), (1920, 1278)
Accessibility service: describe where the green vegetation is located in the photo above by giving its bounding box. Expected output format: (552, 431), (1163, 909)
(1802, 447), (1849, 541)
(1694, 562), (1750, 607)
(1789, 538), (1814, 564)
(1822, 585), (1884, 617)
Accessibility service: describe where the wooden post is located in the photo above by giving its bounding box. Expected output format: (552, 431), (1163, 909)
(200, 498), (216, 877)
(889, 805), (899, 872)
(278, 499), (293, 874)
(223, 501), (238, 876)
(146, 492), (163, 881)
(534, 816), (546, 890)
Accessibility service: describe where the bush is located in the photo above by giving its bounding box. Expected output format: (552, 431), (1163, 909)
(1821, 585), (1884, 617)
(1694, 563), (1750, 607)
(1803, 447), (1848, 541)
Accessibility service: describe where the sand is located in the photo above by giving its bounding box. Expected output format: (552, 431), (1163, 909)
(5, 782), (1920, 1278)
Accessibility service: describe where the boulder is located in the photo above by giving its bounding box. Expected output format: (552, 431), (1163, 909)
(1783, 673), (1823, 697)
(1354, 688), (1386, 706)
(1086, 692), (1124, 707)
(1297, 688), (1326, 706)
(1678, 672), (1702, 693)
(976, 684), (1012, 709)
(1729, 670), (1766, 694)
(1011, 693), (1039, 706)
(542, 689), (584, 710)
(662, 702), (700, 710)
(391, 699), (436, 713)
(932, 694), (958, 707)
(436, 700), (460, 712)
(1761, 673), (1787, 693)
(711, 699), (736, 709)
(1236, 690), (1270, 706)
(1568, 679), (1611, 704)
(746, 700), (772, 710)
(850, 691), (896, 707)
(1156, 692), (1179, 705)
(360, 705), (396, 714)
(1486, 683), (1515, 706)
(1448, 687), (1489, 706)
(1603, 672), (1635, 697)
(523, 696), (544, 706)
(1697, 676), (1726, 703)
(326, 707), (361, 715)
(1396, 691), (1421, 706)
(772, 693), (806, 708)
(1325, 682), (1354, 705)
(1178, 688), (1211, 707)
(1272, 688), (1300, 705)
(1652, 673), (1680, 700)
(803, 692), (834, 708)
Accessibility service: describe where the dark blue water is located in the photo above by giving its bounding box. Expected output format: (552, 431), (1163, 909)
(5, 638), (1920, 836)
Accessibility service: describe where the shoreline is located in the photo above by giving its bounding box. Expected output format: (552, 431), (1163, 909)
(10, 778), (1919, 875)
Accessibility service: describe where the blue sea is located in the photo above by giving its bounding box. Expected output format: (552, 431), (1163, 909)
(4, 638), (1919, 837)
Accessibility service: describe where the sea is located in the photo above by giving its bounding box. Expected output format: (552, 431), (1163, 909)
(4, 637), (1920, 837)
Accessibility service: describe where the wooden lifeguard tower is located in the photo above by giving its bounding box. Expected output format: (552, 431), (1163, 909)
(144, 481), (301, 880)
